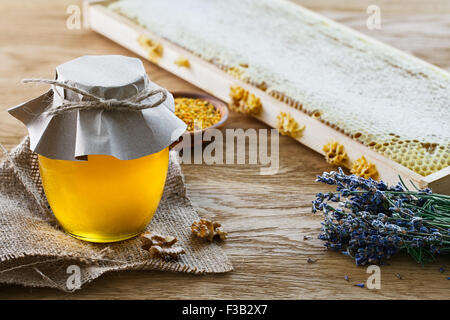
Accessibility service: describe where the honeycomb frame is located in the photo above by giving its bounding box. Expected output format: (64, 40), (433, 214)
(88, 1), (450, 193)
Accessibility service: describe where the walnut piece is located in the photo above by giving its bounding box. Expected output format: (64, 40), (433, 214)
(191, 219), (227, 241)
(140, 232), (185, 261)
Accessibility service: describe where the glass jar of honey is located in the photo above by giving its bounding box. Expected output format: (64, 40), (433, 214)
(38, 149), (169, 242)
(8, 55), (186, 242)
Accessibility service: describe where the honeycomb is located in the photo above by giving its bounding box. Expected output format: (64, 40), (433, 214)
(174, 56), (190, 68)
(113, 0), (450, 177)
(322, 142), (347, 166)
(227, 66), (245, 79)
(137, 35), (163, 63)
(229, 85), (262, 115)
(276, 112), (305, 138)
(352, 133), (449, 177)
(351, 156), (378, 180)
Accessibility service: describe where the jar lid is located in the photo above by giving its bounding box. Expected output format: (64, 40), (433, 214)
(8, 55), (187, 160)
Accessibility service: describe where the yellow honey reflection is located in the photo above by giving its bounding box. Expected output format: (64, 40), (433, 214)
(38, 148), (169, 243)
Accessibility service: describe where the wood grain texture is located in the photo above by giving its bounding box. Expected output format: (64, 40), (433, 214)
(0, 0), (449, 299)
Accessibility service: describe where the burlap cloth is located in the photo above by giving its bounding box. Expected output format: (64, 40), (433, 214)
(0, 137), (232, 291)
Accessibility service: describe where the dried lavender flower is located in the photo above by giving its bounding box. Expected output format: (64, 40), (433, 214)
(313, 168), (450, 265)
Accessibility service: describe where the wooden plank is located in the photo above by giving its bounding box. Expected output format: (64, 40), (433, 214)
(87, 2), (447, 192)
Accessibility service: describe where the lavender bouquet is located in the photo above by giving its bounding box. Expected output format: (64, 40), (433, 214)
(313, 168), (450, 265)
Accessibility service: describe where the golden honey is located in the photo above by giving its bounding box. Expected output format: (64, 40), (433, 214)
(38, 148), (169, 243)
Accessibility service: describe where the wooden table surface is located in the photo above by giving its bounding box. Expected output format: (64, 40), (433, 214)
(0, 0), (449, 299)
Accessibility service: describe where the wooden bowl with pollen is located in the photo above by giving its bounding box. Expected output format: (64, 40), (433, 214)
(171, 92), (229, 149)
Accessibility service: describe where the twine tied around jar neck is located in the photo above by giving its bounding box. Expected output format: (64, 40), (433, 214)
(22, 79), (168, 116)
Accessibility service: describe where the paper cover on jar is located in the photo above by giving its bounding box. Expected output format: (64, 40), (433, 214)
(8, 55), (187, 161)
